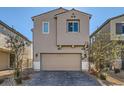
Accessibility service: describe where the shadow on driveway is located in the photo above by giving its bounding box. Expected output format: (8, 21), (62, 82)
(24, 71), (101, 86)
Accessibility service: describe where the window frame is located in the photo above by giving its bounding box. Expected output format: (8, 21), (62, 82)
(66, 19), (80, 33)
(122, 24), (124, 34)
(116, 23), (124, 35)
(92, 36), (95, 42)
(0, 27), (6, 32)
(42, 21), (49, 34)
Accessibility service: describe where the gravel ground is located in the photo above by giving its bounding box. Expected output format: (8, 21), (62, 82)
(109, 71), (124, 82)
(22, 71), (101, 86)
(0, 78), (16, 86)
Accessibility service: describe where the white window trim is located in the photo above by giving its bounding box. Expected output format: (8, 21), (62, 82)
(42, 21), (49, 34)
(92, 36), (95, 42)
(67, 21), (79, 33)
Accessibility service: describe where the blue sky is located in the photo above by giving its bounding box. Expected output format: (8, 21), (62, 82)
(0, 7), (124, 41)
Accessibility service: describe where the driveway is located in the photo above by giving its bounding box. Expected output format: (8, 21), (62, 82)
(23, 71), (101, 86)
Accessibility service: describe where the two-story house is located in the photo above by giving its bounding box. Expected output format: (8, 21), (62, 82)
(90, 14), (124, 70)
(32, 8), (91, 71)
(0, 20), (32, 70)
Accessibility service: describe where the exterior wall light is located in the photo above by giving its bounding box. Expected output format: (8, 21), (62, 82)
(58, 45), (62, 50)
(72, 45), (75, 48)
(35, 53), (38, 58)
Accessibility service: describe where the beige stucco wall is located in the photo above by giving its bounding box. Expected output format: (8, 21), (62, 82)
(0, 27), (10, 70)
(99, 22), (111, 44)
(110, 16), (124, 40)
(57, 10), (89, 45)
(22, 44), (33, 69)
(32, 8), (90, 70)
(110, 16), (124, 69)
(33, 9), (90, 60)
(0, 32), (8, 49)
(0, 23), (32, 70)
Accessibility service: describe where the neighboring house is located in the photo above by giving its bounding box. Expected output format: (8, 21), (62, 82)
(90, 14), (124, 70)
(32, 7), (91, 71)
(0, 20), (32, 70)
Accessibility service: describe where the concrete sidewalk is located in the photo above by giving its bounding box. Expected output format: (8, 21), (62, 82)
(99, 71), (124, 86)
(106, 75), (124, 85)
(105, 71), (124, 85)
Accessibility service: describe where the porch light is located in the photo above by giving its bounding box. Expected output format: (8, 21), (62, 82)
(35, 53), (38, 58)
(58, 45), (62, 50)
(72, 45), (75, 48)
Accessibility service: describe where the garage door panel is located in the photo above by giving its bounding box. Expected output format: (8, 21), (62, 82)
(0, 52), (9, 70)
(41, 54), (81, 71)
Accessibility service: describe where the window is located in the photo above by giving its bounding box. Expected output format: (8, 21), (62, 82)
(116, 23), (124, 34)
(0, 28), (3, 32)
(122, 25), (124, 34)
(0, 27), (7, 35)
(42, 22), (49, 34)
(92, 36), (95, 42)
(0, 27), (5, 32)
(67, 20), (79, 32)
(90, 38), (93, 45)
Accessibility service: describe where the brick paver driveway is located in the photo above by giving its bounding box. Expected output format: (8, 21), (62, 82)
(24, 71), (101, 86)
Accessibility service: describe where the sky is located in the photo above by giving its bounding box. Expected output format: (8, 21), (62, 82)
(0, 7), (124, 41)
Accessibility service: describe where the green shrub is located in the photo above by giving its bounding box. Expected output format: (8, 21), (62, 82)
(0, 79), (4, 84)
(99, 73), (106, 80)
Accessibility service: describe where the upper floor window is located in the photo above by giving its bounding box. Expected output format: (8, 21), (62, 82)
(67, 19), (79, 32)
(42, 22), (49, 34)
(116, 23), (124, 35)
(0, 27), (5, 32)
(92, 36), (95, 42)
(0, 28), (3, 32)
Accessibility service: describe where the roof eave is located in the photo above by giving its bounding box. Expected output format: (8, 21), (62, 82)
(32, 7), (68, 19)
(90, 13), (124, 38)
(90, 20), (110, 38)
(55, 8), (92, 19)
(0, 20), (31, 43)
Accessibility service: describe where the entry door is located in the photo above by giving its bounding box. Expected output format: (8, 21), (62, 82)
(122, 60), (124, 70)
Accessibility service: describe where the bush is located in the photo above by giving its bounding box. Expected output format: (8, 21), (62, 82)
(99, 73), (106, 80)
(0, 79), (4, 84)
(90, 68), (99, 77)
(15, 78), (22, 84)
(22, 76), (30, 80)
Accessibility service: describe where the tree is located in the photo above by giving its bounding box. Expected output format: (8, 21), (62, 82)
(90, 31), (107, 71)
(90, 30), (124, 73)
(6, 34), (29, 84)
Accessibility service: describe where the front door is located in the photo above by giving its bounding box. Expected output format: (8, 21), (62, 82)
(122, 60), (124, 70)
(10, 54), (15, 68)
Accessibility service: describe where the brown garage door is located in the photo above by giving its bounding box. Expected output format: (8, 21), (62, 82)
(0, 51), (9, 70)
(41, 54), (81, 71)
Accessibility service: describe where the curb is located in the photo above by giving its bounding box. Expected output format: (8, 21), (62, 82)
(106, 75), (124, 85)
(108, 73), (124, 82)
(96, 78), (106, 86)
(84, 72), (106, 86)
